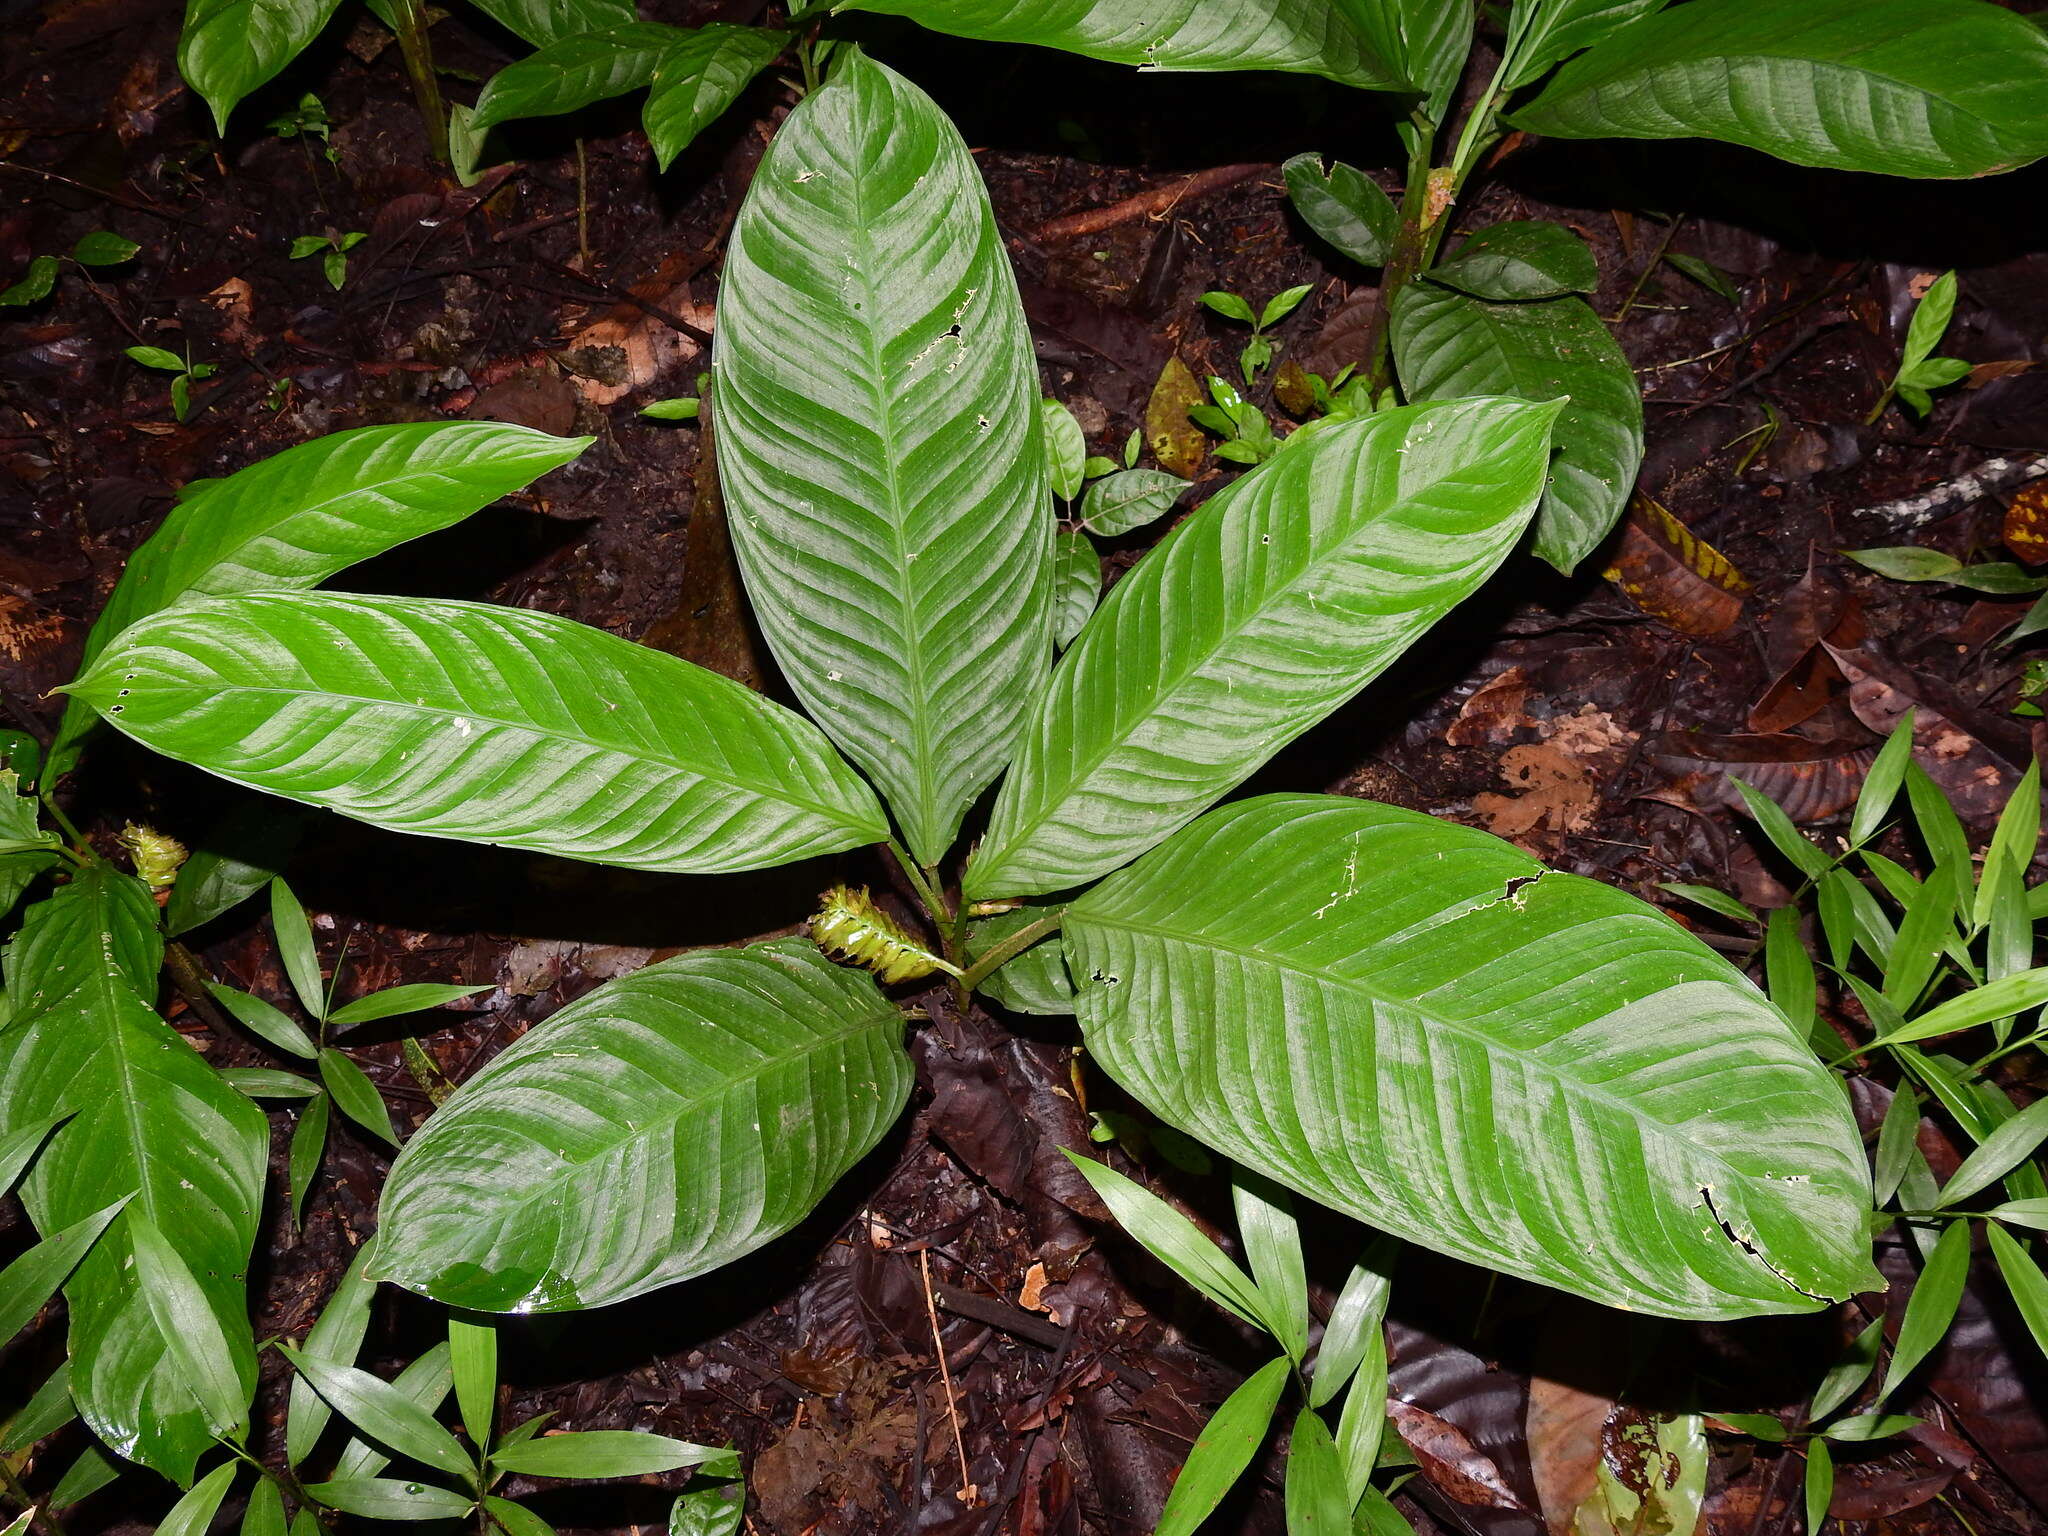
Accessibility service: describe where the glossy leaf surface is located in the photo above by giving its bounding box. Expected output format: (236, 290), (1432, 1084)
(71, 593), (887, 873)
(715, 51), (1051, 863)
(1064, 795), (1881, 1318)
(835, 0), (1406, 89)
(375, 941), (910, 1311)
(179, 0), (344, 130)
(1429, 220), (1599, 299)
(0, 865), (267, 1479)
(1391, 283), (1642, 574)
(1511, 0), (2048, 179)
(644, 26), (787, 169)
(967, 398), (1560, 900)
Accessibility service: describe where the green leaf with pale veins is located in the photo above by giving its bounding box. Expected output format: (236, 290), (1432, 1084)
(1503, 0), (1668, 89)
(1064, 796), (1882, 1319)
(52, 421), (590, 777)
(470, 24), (685, 133)
(1391, 284), (1642, 574)
(374, 941), (912, 1312)
(966, 398), (1561, 901)
(833, 0), (1408, 90)
(1510, 0), (2048, 179)
(1050, 531), (1100, 652)
(1282, 155), (1397, 268)
(0, 864), (268, 1481)
(644, 27), (787, 170)
(1429, 220), (1599, 300)
(715, 50), (1052, 864)
(178, 0), (345, 131)
(68, 592), (887, 874)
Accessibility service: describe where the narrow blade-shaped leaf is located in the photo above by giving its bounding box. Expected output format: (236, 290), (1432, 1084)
(1231, 1167), (1308, 1363)
(645, 27), (787, 170)
(375, 941), (911, 1312)
(287, 1241), (381, 1466)
(0, 1197), (129, 1343)
(1390, 284), (1641, 575)
(1065, 796), (1881, 1319)
(69, 593), (886, 873)
(1880, 1220), (1969, 1401)
(1987, 1224), (2048, 1358)
(1156, 1357), (1290, 1536)
(1509, 0), (2048, 179)
(130, 1213), (252, 1441)
(302, 1477), (475, 1520)
(714, 50), (1051, 863)
(1062, 1153), (1271, 1334)
(1808, 1315), (1882, 1422)
(270, 878), (324, 1018)
(1309, 1236), (1395, 1408)
(489, 1430), (730, 1478)
(166, 799), (306, 937)
(158, 1462), (241, 1536)
(1284, 1408), (1349, 1536)
(0, 1111), (70, 1198)
(0, 866), (267, 1481)
(1051, 532), (1101, 652)
(53, 421), (590, 776)
(333, 1343), (454, 1481)
(278, 1345), (475, 1480)
(178, 0), (343, 131)
(1937, 1096), (2048, 1209)
(450, 1318), (497, 1452)
(835, 0), (1406, 89)
(967, 398), (1561, 900)
(319, 1049), (398, 1147)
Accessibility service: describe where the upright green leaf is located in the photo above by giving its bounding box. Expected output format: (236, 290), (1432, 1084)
(0, 865), (267, 1480)
(1051, 532), (1101, 652)
(1879, 1220), (1968, 1400)
(1390, 284), (1641, 575)
(644, 26), (787, 169)
(1503, 0), (1668, 88)
(1986, 1224), (2048, 1358)
(178, 0), (344, 131)
(1850, 715), (1914, 846)
(835, 0), (1408, 90)
(715, 51), (1052, 864)
(131, 1213), (252, 1441)
(1231, 1168), (1309, 1363)
(1284, 1409), (1349, 1536)
(449, 1318), (497, 1451)
(287, 1242), (381, 1467)
(53, 423), (590, 778)
(967, 398), (1560, 901)
(166, 800), (306, 937)
(1937, 1097), (2048, 1208)
(1977, 758), (2041, 930)
(69, 593), (887, 874)
(242, 1476), (287, 1536)
(1062, 1154), (1273, 1334)
(1282, 155), (1398, 269)
(0, 1197), (129, 1343)
(1510, 0), (2048, 179)
(1065, 796), (1881, 1319)
(270, 878), (324, 1019)
(1310, 1236), (1395, 1408)
(158, 1462), (241, 1536)
(1335, 1334), (1389, 1507)
(375, 941), (911, 1312)
(1156, 1357), (1291, 1536)
(1808, 1315), (1882, 1422)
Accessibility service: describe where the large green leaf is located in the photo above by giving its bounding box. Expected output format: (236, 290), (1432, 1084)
(0, 866), (268, 1479)
(836, 0), (1407, 90)
(178, 0), (345, 131)
(470, 24), (684, 132)
(714, 51), (1051, 865)
(644, 26), (788, 170)
(1509, 0), (2048, 179)
(67, 593), (887, 873)
(465, 0), (635, 47)
(1502, 0), (1667, 89)
(1390, 283), (1641, 575)
(373, 940), (911, 1311)
(964, 398), (1562, 902)
(1063, 796), (1881, 1319)
(1345, 0), (1472, 113)
(52, 421), (590, 778)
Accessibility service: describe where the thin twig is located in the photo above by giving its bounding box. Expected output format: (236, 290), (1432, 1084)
(1033, 163), (1273, 242)
(920, 1249), (977, 1505)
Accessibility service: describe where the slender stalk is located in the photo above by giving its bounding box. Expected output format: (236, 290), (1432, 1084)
(385, 0), (449, 166)
(885, 838), (952, 932)
(0, 1457), (67, 1536)
(37, 792), (89, 857)
(955, 912), (1063, 996)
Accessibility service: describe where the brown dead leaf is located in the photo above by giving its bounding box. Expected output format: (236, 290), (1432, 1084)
(1018, 1262), (1050, 1313)
(1650, 732), (1876, 822)
(1527, 1379), (1612, 1536)
(1822, 641), (2025, 821)
(2003, 479), (2048, 564)
(1145, 354), (1207, 479)
(1448, 667), (1531, 747)
(1605, 494), (1751, 636)
(563, 248), (712, 407)
(1389, 1399), (1533, 1512)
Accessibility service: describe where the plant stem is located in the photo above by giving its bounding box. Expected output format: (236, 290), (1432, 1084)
(886, 838), (952, 932)
(955, 912), (1063, 996)
(38, 792), (89, 857)
(0, 1457), (66, 1536)
(1360, 117), (1441, 395)
(385, 0), (449, 166)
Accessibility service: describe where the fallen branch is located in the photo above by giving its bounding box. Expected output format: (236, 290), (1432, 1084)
(1857, 452), (2048, 529)
(1034, 162), (1274, 242)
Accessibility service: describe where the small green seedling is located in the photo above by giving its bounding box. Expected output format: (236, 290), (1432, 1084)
(267, 92), (337, 162)
(124, 344), (217, 423)
(1867, 270), (1971, 423)
(1202, 284), (1313, 383)
(1189, 375), (1281, 464)
(640, 396), (701, 420)
(290, 230), (368, 291)
(1, 230), (140, 306)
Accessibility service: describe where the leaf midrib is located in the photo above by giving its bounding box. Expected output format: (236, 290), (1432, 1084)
(407, 992), (903, 1261)
(1078, 909), (1816, 1268)
(982, 427), (1522, 879)
(125, 671), (871, 835)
